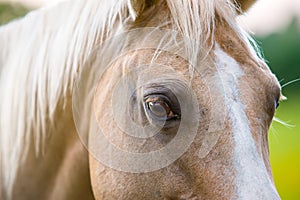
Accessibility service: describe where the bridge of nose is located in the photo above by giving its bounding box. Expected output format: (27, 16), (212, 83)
(212, 43), (280, 200)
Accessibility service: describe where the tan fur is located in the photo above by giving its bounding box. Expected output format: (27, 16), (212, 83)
(8, 101), (94, 200)
(91, 49), (237, 199)
(0, 0), (281, 199)
(90, 1), (280, 199)
(214, 13), (281, 182)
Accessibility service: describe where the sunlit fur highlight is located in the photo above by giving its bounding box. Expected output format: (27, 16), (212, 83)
(0, 0), (262, 197)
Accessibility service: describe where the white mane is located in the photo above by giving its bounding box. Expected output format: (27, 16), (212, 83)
(0, 0), (258, 197)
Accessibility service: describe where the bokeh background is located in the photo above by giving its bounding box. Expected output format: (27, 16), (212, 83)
(0, 0), (299, 199)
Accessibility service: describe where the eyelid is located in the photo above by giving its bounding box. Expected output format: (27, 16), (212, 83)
(144, 94), (172, 105)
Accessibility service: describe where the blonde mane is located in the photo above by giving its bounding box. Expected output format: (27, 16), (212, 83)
(0, 0), (258, 197)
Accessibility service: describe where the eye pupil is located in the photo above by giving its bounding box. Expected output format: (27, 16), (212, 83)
(148, 101), (170, 118)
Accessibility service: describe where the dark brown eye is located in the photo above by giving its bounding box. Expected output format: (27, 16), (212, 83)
(275, 95), (282, 109)
(145, 96), (180, 121)
(146, 99), (171, 118)
(275, 100), (279, 109)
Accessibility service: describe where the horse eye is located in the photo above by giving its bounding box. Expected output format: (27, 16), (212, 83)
(145, 96), (180, 121)
(275, 96), (280, 109)
(275, 100), (280, 109)
(147, 100), (170, 118)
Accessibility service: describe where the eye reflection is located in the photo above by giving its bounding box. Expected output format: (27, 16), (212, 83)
(144, 96), (180, 121)
(146, 99), (170, 118)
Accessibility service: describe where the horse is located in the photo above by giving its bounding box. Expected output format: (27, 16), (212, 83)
(0, 0), (283, 199)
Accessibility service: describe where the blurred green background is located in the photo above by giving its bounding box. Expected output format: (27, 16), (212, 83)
(261, 19), (300, 200)
(0, 3), (28, 25)
(0, 2), (299, 199)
